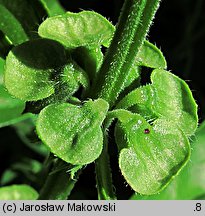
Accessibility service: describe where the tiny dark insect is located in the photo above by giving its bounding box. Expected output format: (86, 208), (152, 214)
(144, 128), (150, 134)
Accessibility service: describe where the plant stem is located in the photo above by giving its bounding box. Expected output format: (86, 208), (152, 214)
(36, 153), (54, 190)
(93, 0), (160, 200)
(38, 159), (80, 200)
(91, 0), (160, 107)
(95, 132), (116, 200)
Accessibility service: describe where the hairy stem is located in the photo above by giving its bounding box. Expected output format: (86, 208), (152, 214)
(92, 0), (160, 200)
(91, 0), (160, 107)
(95, 133), (116, 200)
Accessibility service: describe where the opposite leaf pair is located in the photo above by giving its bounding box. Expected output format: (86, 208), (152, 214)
(111, 68), (197, 194)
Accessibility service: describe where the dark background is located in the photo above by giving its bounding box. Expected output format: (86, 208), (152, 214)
(1, 0), (205, 199)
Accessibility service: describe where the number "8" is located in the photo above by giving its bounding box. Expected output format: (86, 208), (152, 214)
(196, 203), (201, 211)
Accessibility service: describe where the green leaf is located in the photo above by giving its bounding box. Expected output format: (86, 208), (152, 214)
(1, 158), (43, 186)
(116, 69), (198, 136)
(136, 41), (167, 69)
(36, 99), (109, 165)
(40, 0), (65, 16)
(0, 185), (38, 200)
(4, 39), (68, 101)
(0, 4), (28, 45)
(10, 158), (43, 184)
(38, 11), (115, 48)
(71, 46), (103, 83)
(0, 58), (29, 127)
(112, 110), (190, 195)
(131, 121), (205, 200)
(0, 170), (17, 185)
(0, 0), (47, 39)
(0, 112), (33, 128)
